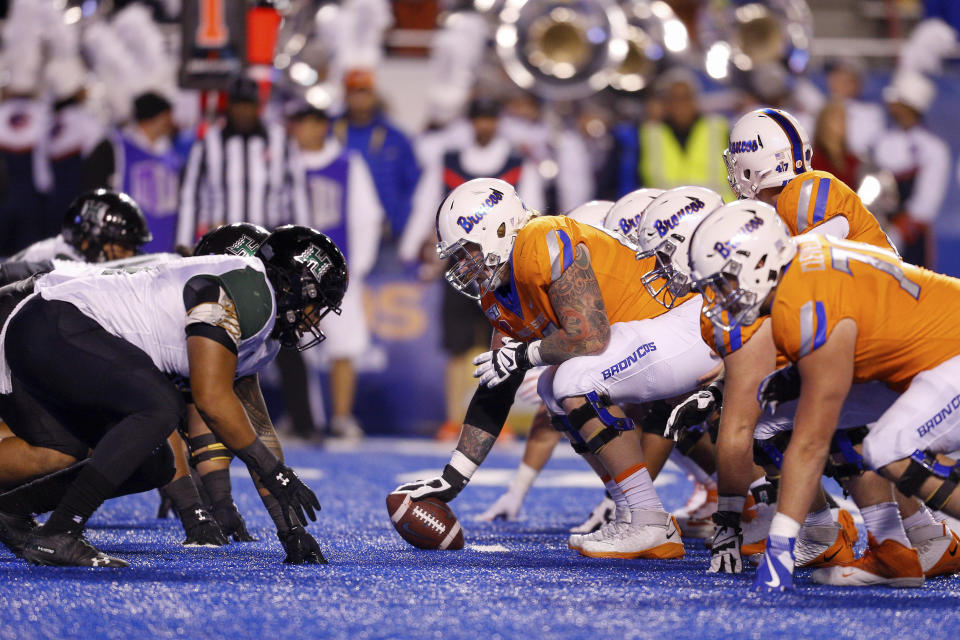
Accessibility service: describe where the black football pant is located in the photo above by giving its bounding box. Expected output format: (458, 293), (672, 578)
(5, 297), (185, 495)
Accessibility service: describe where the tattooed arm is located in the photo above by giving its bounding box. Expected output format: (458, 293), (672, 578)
(538, 243), (611, 364)
(234, 374), (282, 461)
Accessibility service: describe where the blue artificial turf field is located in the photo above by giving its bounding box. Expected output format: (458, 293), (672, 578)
(1, 438), (958, 640)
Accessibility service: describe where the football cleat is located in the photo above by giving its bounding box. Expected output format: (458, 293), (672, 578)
(741, 502), (776, 556)
(22, 530), (129, 568)
(673, 481), (712, 520)
(569, 496), (616, 534)
(811, 536), (924, 587)
(181, 506), (229, 547)
(675, 485), (718, 539)
(579, 511), (685, 559)
(0, 510), (39, 558)
(330, 415), (364, 441)
(795, 509), (857, 568)
(751, 534), (795, 593)
(907, 522), (960, 578)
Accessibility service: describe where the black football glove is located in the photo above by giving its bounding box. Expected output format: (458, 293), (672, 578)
(279, 525), (327, 564)
(259, 461), (322, 529)
(757, 365), (801, 413)
(393, 463), (469, 503)
(664, 380), (723, 441)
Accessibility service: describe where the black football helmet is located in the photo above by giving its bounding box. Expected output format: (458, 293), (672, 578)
(194, 222), (270, 257)
(62, 189), (153, 262)
(256, 225), (348, 350)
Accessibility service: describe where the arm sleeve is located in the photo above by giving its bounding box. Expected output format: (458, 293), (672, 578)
(905, 132), (951, 223)
(347, 152), (384, 278)
(463, 370), (525, 437)
(183, 275), (240, 355)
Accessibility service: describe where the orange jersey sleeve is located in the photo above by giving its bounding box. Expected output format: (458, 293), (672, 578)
(699, 312), (790, 367)
(771, 235), (960, 391)
(511, 216), (676, 329)
(777, 170), (895, 251)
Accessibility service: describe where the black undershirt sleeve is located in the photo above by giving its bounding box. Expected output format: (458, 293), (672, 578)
(463, 370), (525, 437)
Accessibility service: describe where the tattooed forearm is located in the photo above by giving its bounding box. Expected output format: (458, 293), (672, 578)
(235, 374), (283, 460)
(456, 424), (497, 465)
(539, 244), (610, 364)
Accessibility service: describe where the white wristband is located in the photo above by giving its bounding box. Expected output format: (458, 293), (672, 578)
(526, 340), (544, 367)
(449, 450), (479, 480)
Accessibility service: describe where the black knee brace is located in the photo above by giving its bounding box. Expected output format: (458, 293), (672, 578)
(896, 449), (960, 510)
(565, 392), (634, 455)
(823, 426), (868, 482)
(752, 431), (792, 469)
(550, 414), (589, 455)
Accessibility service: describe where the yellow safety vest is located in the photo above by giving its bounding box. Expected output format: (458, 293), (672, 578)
(640, 116), (735, 201)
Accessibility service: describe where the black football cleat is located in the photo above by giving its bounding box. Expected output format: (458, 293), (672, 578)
(0, 510), (39, 558)
(180, 506), (229, 547)
(213, 499), (257, 542)
(280, 526), (327, 565)
(22, 530), (129, 567)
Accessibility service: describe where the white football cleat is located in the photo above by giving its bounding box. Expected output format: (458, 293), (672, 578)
(907, 522), (960, 578)
(569, 496), (616, 534)
(579, 510), (685, 559)
(675, 485), (717, 538)
(329, 415), (364, 440)
(568, 508), (630, 551)
(673, 481), (711, 520)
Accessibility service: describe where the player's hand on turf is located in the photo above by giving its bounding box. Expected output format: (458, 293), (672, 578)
(260, 462), (321, 529)
(473, 491), (522, 522)
(664, 382), (722, 441)
(751, 534), (796, 593)
(473, 338), (533, 388)
(757, 365), (800, 413)
(279, 525), (327, 564)
(394, 464), (469, 503)
(707, 515), (743, 574)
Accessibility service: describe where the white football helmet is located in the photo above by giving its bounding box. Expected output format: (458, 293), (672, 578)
(603, 188), (665, 242)
(634, 186), (724, 309)
(566, 200), (614, 228)
(436, 178), (530, 299)
(688, 200), (797, 330)
(724, 108), (812, 199)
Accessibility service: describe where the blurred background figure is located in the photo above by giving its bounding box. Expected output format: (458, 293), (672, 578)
(602, 67), (733, 201)
(287, 101), (384, 440)
(874, 70), (950, 268)
(811, 100), (861, 188)
(824, 58), (886, 159)
(401, 95), (544, 438)
(334, 68), (420, 249)
(178, 76), (287, 248)
(84, 92), (181, 254)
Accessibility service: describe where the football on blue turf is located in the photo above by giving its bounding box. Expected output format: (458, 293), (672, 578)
(386, 493), (464, 550)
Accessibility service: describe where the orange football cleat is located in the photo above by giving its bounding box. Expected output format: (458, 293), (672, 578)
(812, 535), (924, 587)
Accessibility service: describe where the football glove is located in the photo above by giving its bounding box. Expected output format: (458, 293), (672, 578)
(757, 365), (801, 414)
(473, 491), (523, 522)
(707, 511), (743, 574)
(751, 534), (796, 593)
(473, 338), (536, 388)
(279, 525), (327, 564)
(664, 381), (723, 441)
(259, 461), (321, 529)
(393, 463), (469, 503)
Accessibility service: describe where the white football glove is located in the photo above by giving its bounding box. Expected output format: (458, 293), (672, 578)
(393, 464), (469, 503)
(473, 491), (523, 522)
(664, 381), (723, 441)
(707, 515), (744, 574)
(473, 338), (538, 388)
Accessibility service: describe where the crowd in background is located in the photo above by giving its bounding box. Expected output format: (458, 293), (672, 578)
(0, 0), (956, 439)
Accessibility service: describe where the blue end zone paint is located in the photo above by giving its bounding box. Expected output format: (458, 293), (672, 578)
(1, 440), (958, 639)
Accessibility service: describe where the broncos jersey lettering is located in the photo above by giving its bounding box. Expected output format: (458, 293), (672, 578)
(771, 235), (960, 392)
(479, 216), (685, 341)
(777, 170), (896, 251)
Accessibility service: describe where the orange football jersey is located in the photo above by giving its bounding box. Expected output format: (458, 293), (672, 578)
(771, 235), (960, 392)
(776, 170), (895, 251)
(479, 216), (686, 341)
